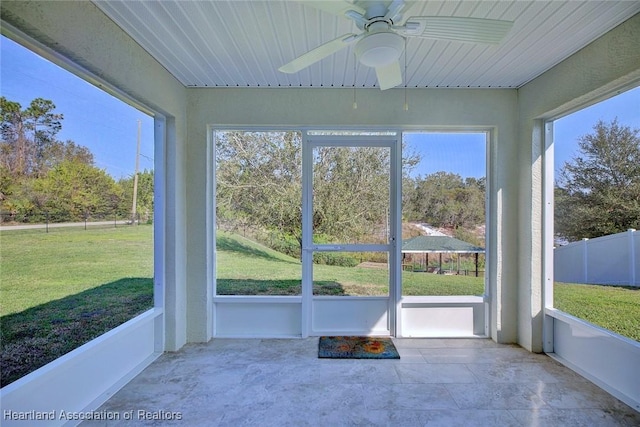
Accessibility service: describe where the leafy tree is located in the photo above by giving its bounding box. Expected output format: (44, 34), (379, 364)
(32, 161), (121, 222)
(39, 139), (94, 173)
(312, 145), (390, 242)
(555, 119), (640, 241)
(118, 170), (154, 221)
(216, 131), (303, 242)
(215, 131), (419, 248)
(0, 97), (63, 177)
(0, 168), (37, 222)
(1, 97), (116, 222)
(405, 172), (485, 229)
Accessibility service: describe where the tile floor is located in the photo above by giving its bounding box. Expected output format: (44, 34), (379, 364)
(82, 338), (640, 426)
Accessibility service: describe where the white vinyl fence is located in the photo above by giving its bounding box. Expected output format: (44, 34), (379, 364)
(554, 229), (639, 286)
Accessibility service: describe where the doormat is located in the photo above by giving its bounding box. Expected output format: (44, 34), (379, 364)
(318, 336), (400, 359)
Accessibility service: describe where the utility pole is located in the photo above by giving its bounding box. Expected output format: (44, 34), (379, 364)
(131, 119), (141, 224)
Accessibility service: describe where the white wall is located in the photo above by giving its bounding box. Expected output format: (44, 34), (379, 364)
(1, 1), (189, 423)
(187, 87), (521, 344)
(1, 0), (189, 351)
(547, 309), (640, 412)
(0, 311), (161, 427)
(518, 13), (640, 406)
(517, 12), (640, 352)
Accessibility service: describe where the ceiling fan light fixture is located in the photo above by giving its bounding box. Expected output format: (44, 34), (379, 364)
(355, 32), (404, 68)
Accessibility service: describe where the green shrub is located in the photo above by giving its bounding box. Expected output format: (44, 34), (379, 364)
(263, 231), (301, 259)
(313, 252), (359, 267)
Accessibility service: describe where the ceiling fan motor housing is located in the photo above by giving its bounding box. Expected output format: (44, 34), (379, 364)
(355, 28), (405, 68)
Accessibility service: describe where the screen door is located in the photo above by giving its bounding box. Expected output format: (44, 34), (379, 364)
(301, 131), (400, 336)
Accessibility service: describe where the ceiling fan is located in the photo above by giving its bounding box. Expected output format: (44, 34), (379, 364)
(279, 0), (513, 90)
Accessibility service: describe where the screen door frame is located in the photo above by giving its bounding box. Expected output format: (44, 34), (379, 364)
(301, 130), (402, 337)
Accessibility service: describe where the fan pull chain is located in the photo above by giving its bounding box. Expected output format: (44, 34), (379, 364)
(353, 53), (358, 109)
(404, 38), (409, 111)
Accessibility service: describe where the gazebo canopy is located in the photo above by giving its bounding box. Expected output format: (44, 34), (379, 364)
(402, 236), (485, 254)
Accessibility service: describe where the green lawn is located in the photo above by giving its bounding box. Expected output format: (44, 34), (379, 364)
(217, 231), (639, 341)
(1, 225), (154, 316)
(217, 231), (485, 296)
(0, 225), (154, 386)
(554, 282), (640, 341)
(1, 227), (638, 386)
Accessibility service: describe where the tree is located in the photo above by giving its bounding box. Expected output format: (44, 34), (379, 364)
(0, 97), (63, 177)
(215, 131), (420, 247)
(39, 139), (94, 173)
(555, 119), (640, 241)
(118, 170), (154, 221)
(312, 145), (390, 242)
(405, 172), (485, 229)
(33, 161), (121, 222)
(216, 131), (303, 241)
(1, 97), (107, 222)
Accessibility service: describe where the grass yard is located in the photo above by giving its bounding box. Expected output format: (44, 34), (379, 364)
(2, 227), (638, 386)
(1, 225), (154, 316)
(217, 231), (485, 296)
(0, 225), (154, 386)
(554, 282), (640, 342)
(217, 231), (639, 341)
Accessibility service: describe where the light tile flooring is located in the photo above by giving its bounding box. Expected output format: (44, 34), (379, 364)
(83, 338), (640, 426)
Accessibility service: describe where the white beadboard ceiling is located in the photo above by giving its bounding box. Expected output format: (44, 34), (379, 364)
(92, 1), (640, 89)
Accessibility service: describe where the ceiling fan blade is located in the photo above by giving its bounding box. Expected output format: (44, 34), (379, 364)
(384, 0), (406, 23)
(402, 17), (513, 44)
(279, 34), (357, 74)
(375, 61), (403, 91)
(296, 0), (366, 17)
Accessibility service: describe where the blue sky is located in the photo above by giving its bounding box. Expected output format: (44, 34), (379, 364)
(1, 36), (154, 180)
(2, 35), (638, 180)
(405, 86), (640, 179)
(554, 86), (640, 174)
(404, 132), (487, 179)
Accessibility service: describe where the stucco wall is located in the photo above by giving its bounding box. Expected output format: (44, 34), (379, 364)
(1, 0), (190, 351)
(516, 12), (640, 352)
(186, 87), (520, 343)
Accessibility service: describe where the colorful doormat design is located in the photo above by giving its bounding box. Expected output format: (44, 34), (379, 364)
(318, 336), (400, 359)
